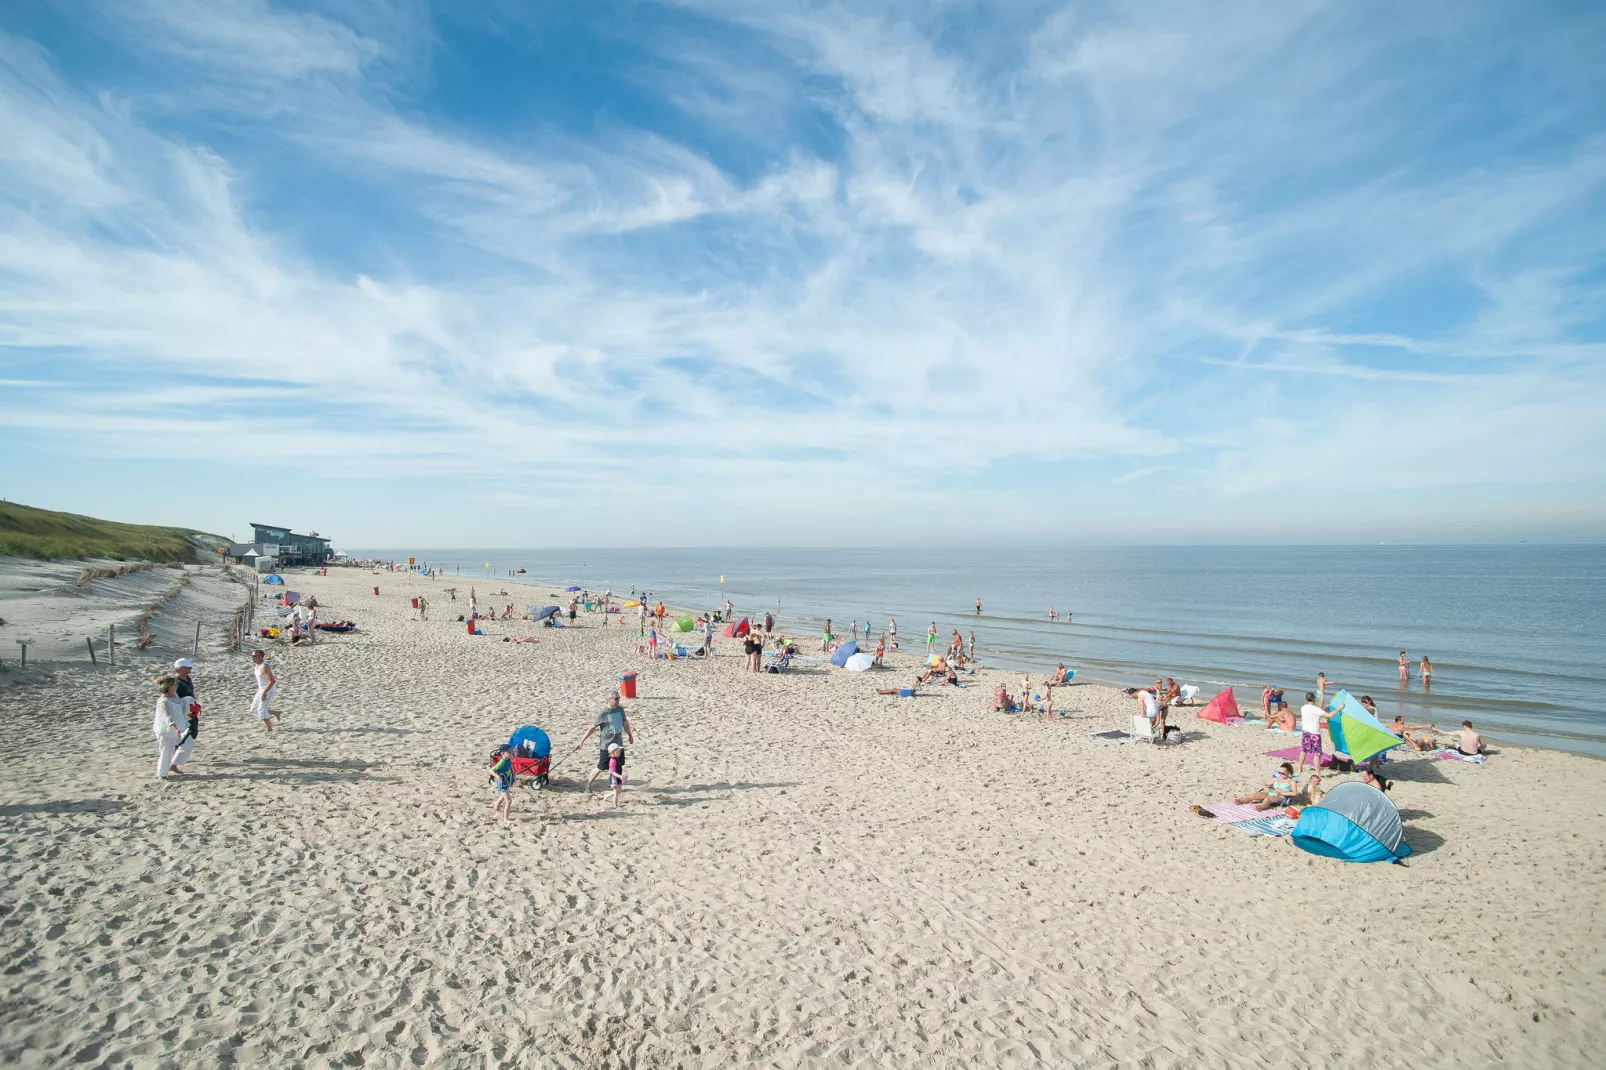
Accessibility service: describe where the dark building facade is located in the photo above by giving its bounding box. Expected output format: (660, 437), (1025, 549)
(247, 523), (333, 567)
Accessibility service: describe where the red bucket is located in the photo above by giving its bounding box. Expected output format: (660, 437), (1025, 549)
(617, 672), (637, 698)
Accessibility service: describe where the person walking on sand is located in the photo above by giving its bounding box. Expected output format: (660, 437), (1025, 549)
(153, 675), (187, 780)
(489, 746), (515, 823)
(170, 658), (201, 775)
(1398, 651), (1409, 683)
(417, 595), (428, 620)
(821, 619), (833, 652)
(578, 693), (635, 794)
(249, 649), (277, 732)
(1297, 692), (1325, 773)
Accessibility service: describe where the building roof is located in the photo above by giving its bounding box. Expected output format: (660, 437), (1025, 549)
(248, 523), (330, 544)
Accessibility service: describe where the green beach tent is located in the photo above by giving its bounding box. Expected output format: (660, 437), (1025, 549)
(670, 615), (696, 632)
(1325, 689), (1403, 764)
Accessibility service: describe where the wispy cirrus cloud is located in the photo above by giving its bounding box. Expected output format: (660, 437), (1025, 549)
(1, 0), (1603, 544)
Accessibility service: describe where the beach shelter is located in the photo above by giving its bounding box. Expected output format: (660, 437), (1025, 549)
(623, 600), (641, 608)
(1325, 689), (1403, 763)
(830, 641), (860, 667)
(844, 651), (874, 672)
(564, 586), (581, 592)
(670, 615), (695, 632)
(505, 725), (551, 759)
(1291, 781), (1412, 863)
(532, 605), (561, 621)
(723, 617), (751, 638)
(262, 574), (285, 585)
(1197, 687), (1239, 724)
(927, 653), (945, 667)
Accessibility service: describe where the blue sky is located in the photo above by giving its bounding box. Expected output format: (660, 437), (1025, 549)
(2, 1), (1603, 547)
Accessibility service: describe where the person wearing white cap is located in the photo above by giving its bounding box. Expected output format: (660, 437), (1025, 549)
(171, 658), (200, 773)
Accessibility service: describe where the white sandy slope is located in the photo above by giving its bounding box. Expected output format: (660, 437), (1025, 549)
(0, 555), (249, 672)
(0, 566), (1602, 1069)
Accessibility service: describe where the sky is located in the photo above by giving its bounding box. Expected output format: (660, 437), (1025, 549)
(1, 1), (1604, 548)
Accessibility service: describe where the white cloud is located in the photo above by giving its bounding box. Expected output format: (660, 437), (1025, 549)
(1, 1), (1603, 542)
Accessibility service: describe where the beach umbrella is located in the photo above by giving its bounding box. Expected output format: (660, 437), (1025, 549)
(532, 605), (561, 621)
(564, 585), (581, 592)
(1325, 689), (1403, 764)
(671, 615), (695, 632)
(1291, 782), (1412, 863)
(844, 652), (874, 672)
(927, 653), (944, 667)
(830, 641), (860, 668)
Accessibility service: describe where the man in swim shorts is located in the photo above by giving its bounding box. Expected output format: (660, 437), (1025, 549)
(1297, 692), (1325, 772)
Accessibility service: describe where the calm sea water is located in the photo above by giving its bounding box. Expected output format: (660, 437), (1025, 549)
(348, 546), (1606, 757)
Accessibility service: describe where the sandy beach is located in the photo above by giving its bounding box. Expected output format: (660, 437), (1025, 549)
(2, 563), (1604, 1069)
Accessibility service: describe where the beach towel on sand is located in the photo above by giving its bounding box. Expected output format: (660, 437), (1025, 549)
(1228, 815), (1297, 837)
(1265, 746), (1334, 767)
(1434, 749), (1487, 764)
(1089, 729), (1137, 742)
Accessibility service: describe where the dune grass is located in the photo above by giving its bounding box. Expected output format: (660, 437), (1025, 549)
(0, 501), (219, 563)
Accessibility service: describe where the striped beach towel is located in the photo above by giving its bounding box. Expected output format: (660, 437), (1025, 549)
(1227, 815), (1297, 837)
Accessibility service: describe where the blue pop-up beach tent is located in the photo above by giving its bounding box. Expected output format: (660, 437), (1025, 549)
(262, 574), (285, 585)
(505, 725), (551, 759)
(532, 605), (561, 621)
(1291, 781), (1412, 863)
(830, 641), (860, 667)
(1325, 689), (1403, 764)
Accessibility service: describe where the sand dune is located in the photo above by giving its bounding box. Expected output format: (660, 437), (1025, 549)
(1, 566), (1602, 1068)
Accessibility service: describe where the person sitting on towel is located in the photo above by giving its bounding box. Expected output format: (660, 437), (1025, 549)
(1264, 700), (1296, 732)
(1388, 712), (1436, 751)
(1454, 720), (1485, 756)
(1235, 763), (1299, 811)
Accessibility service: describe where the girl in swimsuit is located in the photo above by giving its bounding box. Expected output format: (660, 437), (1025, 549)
(1398, 652), (1409, 682)
(1420, 656), (1434, 689)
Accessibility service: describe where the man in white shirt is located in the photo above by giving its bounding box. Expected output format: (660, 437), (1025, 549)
(1298, 692), (1326, 772)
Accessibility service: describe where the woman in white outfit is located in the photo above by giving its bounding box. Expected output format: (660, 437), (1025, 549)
(153, 675), (187, 779)
(249, 649), (278, 731)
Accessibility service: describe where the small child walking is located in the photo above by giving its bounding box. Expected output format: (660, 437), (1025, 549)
(489, 747), (515, 823)
(604, 742), (627, 808)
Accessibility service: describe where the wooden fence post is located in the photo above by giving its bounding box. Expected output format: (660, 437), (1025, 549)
(87, 637), (97, 665)
(193, 621), (201, 659)
(108, 624), (115, 667)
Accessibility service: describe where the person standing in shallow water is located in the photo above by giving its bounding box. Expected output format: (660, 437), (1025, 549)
(975, 598), (982, 615)
(1420, 656), (1434, 689)
(1398, 651), (1410, 683)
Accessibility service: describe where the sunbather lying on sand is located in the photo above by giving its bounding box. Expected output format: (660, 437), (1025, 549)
(503, 636), (539, 644)
(1236, 763), (1299, 811)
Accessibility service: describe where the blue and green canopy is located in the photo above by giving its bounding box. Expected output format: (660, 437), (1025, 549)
(1325, 689), (1403, 763)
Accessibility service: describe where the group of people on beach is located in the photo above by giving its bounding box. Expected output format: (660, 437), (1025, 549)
(151, 648), (278, 780)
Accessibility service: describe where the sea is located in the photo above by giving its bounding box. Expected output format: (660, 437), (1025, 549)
(345, 545), (1606, 758)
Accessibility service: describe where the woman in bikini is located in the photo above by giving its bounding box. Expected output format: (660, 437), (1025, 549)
(1398, 651), (1410, 683)
(1420, 655), (1434, 689)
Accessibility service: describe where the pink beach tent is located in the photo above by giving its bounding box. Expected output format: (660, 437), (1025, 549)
(1197, 687), (1240, 723)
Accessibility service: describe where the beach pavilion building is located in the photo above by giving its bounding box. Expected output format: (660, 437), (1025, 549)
(224, 523), (334, 569)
